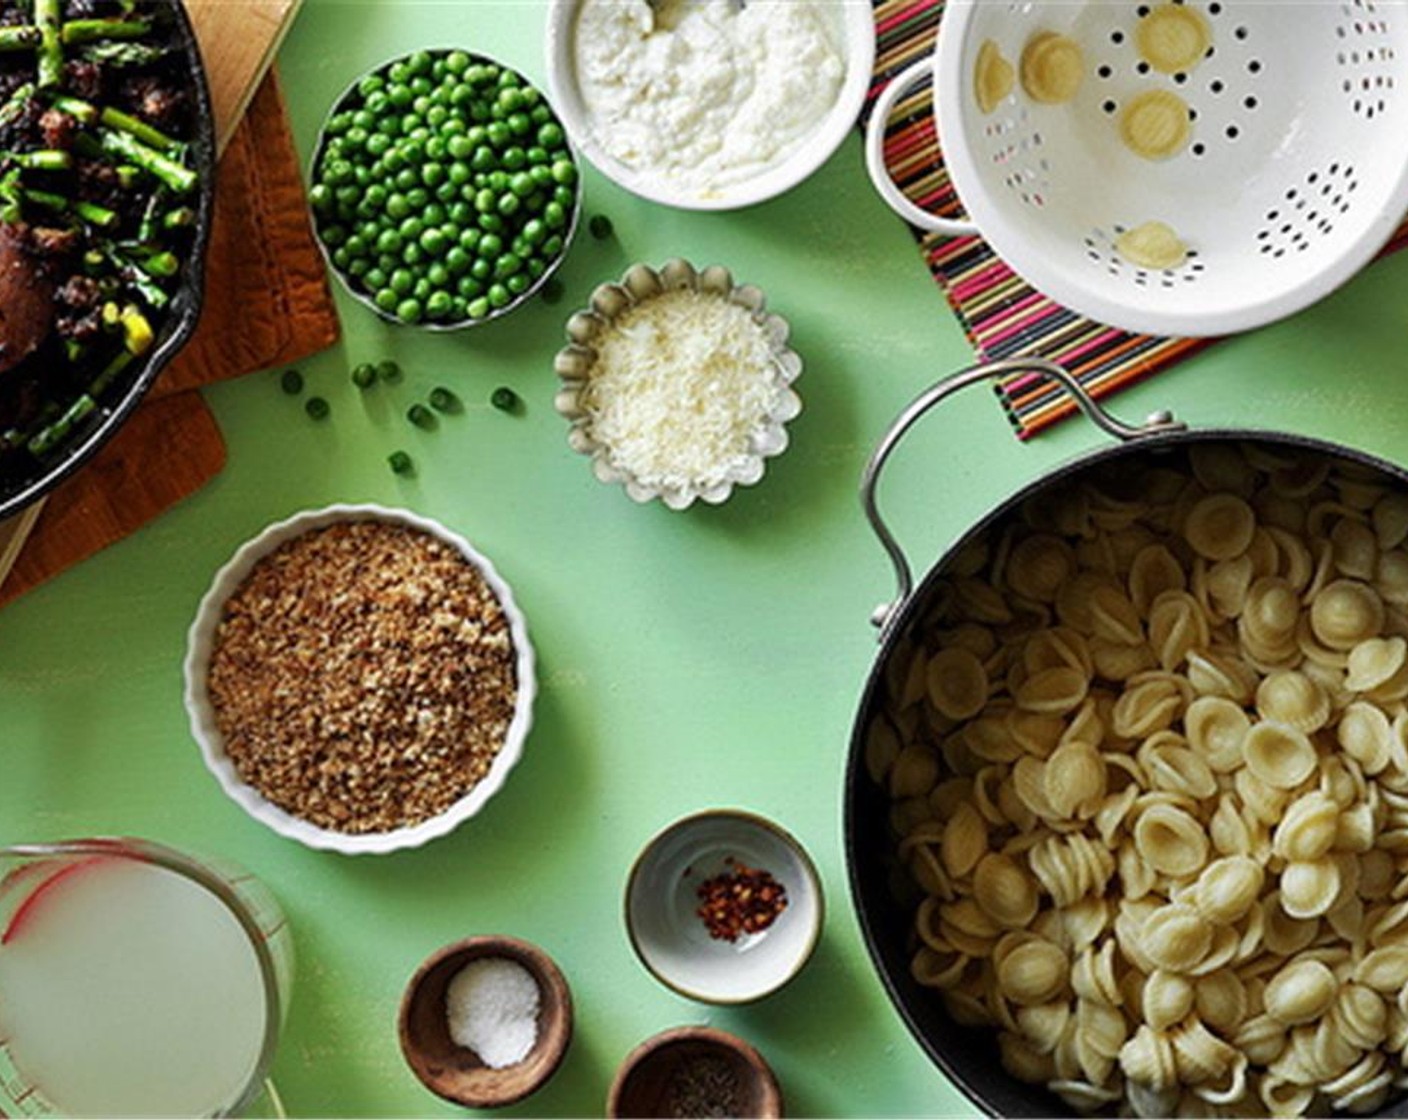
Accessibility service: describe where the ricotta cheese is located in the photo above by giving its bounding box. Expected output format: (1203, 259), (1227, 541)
(572, 0), (846, 195)
(582, 288), (783, 491)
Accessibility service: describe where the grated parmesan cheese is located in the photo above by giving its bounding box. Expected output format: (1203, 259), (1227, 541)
(583, 289), (782, 492)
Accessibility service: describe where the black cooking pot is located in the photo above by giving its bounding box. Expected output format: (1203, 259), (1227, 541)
(0, 0), (215, 521)
(843, 359), (1408, 1118)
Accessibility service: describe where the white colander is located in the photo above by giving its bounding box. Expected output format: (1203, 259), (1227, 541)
(865, 0), (1408, 338)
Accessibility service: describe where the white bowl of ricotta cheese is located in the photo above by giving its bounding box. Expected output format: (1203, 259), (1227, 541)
(545, 0), (875, 211)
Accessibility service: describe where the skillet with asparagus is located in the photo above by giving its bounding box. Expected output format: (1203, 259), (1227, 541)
(0, 0), (200, 465)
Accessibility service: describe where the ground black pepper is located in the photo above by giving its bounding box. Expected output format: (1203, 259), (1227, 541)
(665, 1055), (742, 1119)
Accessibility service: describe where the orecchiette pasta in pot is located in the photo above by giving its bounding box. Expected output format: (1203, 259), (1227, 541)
(848, 432), (1408, 1120)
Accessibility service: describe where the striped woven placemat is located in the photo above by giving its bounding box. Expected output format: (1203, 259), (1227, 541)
(867, 0), (1408, 439)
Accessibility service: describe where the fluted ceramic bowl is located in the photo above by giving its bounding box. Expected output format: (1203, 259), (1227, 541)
(552, 259), (803, 511)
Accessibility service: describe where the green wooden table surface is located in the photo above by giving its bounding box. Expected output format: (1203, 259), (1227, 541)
(4, 2), (1408, 1116)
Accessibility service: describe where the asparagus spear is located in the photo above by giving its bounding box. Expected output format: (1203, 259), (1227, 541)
(0, 83), (35, 129)
(1, 149), (72, 171)
(96, 128), (194, 193)
(42, 93), (99, 127)
(78, 40), (165, 68)
(35, 0), (62, 89)
(100, 106), (182, 155)
(0, 25), (40, 52)
(61, 19), (151, 45)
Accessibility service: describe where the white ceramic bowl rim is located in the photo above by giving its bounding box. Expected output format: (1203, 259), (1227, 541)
(183, 505), (537, 856)
(543, 0), (877, 211)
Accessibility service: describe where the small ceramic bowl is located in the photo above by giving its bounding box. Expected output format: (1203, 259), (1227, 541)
(309, 48), (581, 330)
(625, 809), (823, 1004)
(183, 505), (536, 856)
(544, 0), (875, 211)
(553, 259), (803, 511)
(607, 1026), (783, 1119)
(400, 936), (573, 1109)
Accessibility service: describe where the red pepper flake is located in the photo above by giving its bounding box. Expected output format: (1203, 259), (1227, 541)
(694, 857), (787, 942)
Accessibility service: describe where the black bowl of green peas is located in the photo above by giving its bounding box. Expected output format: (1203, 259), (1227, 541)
(308, 48), (581, 329)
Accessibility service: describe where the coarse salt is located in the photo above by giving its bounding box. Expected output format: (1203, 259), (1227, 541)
(445, 957), (541, 1069)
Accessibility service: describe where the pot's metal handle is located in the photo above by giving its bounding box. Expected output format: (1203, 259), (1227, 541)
(862, 358), (1186, 642)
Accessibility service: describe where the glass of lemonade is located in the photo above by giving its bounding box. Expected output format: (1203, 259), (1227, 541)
(0, 838), (293, 1118)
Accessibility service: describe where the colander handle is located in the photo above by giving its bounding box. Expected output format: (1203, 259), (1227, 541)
(861, 358), (1186, 642)
(864, 58), (980, 238)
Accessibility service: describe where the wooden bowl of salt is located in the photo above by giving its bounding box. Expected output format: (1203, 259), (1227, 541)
(398, 935), (573, 1108)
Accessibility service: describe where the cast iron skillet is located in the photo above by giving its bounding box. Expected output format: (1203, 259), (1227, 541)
(0, 0), (216, 522)
(844, 359), (1408, 1118)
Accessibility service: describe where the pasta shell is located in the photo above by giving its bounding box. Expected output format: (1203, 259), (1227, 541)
(1273, 792), (1340, 863)
(1007, 534), (1077, 603)
(1185, 696), (1251, 773)
(1194, 856), (1265, 924)
(1143, 968), (1195, 1030)
(1130, 543), (1188, 616)
(1264, 958), (1338, 1025)
(1015, 1000), (1071, 1054)
(1136, 803), (1211, 879)
(1043, 741), (1107, 819)
(1119, 1023), (1179, 1091)
(1016, 666), (1089, 716)
(1090, 584), (1145, 646)
(1331, 518), (1380, 581)
(1310, 580), (1386, 652)
(1255, 671), (1331, 733)
(1242, 721), (1318, 790)
(1334, 983), (1388, 1050)
(1373, 492), (1408, 551)
(1148, 590), (1210, 672)
(1262, 891), (1320, 956)
(1354, 945), (1408, 992)
(889, 743), (941, 799)
(1280, 857), (1342, 919)
(996, 937), (1070, 1006)
(973, 852), (1040, 930)
(1113, 676), (1185, 739)
(1346, 636), (1408, 693)
(1338, 701), (1395, 777)
(1194, 969), (1248, 1036)
(926, 647), (990, 721)
(1184, 494), (1256, 562)
(941, 802), (989, 879)
(1142, 903), (1214, 972)
(1171, 1018), (1238, 1085)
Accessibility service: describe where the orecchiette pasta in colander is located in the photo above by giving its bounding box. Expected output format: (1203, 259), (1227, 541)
(868, 442), (1408, 1118)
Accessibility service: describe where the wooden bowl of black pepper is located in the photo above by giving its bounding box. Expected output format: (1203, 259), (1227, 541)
(607, 1026), (783, 1119)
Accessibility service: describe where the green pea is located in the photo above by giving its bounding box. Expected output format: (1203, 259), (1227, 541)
(543, 201), (566, 229)
(386, 193), (411, 220)
(479, 232), (503, 258)
(377, 360), (402, 382)
(497, 193), (520, 216)
(494, 253), (522, 278)
(365, 267), (388, 291)
(487, 283), (511, 309)
(491, 386), (519, 411)
(388, 451), (414, 476)
(375, 288), (398, 313)
(376, 229), (403, 254)
(496, 87), (524, 114)
(542, 234), (564, 257)
(280, 368), (303, 394)
(427, 262), (450, 288)
(429, 386), (460, 413)
(412, 277), (432, 301)
(305, 396), (330, 420)
(446, 247), (471, 275)
(588, 214), (614, 240)
(551, 159), (577, 185)
(448, 135), (474, 161)
(467, 296), (490, 318)
(505, 273), (528, 295)
(358, 74), (385, 97)
(502, 146), (526, 170)
(471, 258), (492, 281)
(477, 212), (504, 234)
(457, 276), (485, 299)
(446, 50), (471, 75)
(507, 112), (532, 136)
(426, 291), (454, 319)
(390, 268), (415, 295)
(521, 218), (546, 244)
(309, 183), (333, 213)
(458, 228), (482, 252)
(407, 403), (435, 429)
(421, 162), (446, 188)
(351, 362), (377, 388)
(407, 187), (430, 208)
(471, 145), (497, 172)
(396, 298), (423, 324)
(475, 187), (496, 213)
(537, 122), (564, 148)
(486, 121), (510, 147)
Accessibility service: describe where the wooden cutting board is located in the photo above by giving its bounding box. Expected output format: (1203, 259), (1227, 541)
(0, 0), (302, 590)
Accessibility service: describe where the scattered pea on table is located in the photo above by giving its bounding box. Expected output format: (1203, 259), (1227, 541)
(429, 387), (460, 413)
(491, 387), (519, 412)
(280, 369), (304, 395)
(351, 363), (377, 389)
(387, 450), (414, 476)
(305, 397), (330, 421)
(588, 214), (614, 240)
(376, 360), (403, 383)
(407, 403), (435, 429)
